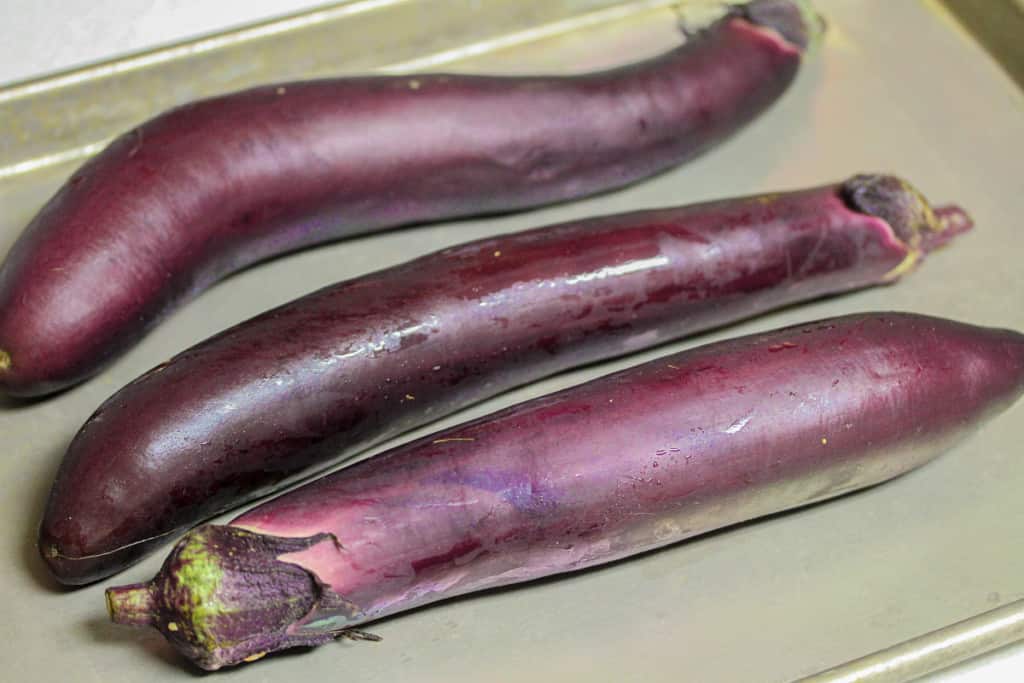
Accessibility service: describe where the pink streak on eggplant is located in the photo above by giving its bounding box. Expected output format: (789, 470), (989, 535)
(38, 175), (971, 585)
(0, 1), (813, 397)
(106, 312), (1024, 670)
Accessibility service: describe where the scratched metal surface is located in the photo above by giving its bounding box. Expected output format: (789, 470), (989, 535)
(0, 1), (1022, 681)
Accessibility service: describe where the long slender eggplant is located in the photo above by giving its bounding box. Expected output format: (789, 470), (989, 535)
(0, 0), (821, 397)
(39, 174), (971, 585)
(106, 312), (1024, 670)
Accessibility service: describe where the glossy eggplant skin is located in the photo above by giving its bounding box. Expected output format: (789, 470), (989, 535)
(0, 1), (816, 397)
(38, 175), (971, 585)
(106, 312), (1024, 670)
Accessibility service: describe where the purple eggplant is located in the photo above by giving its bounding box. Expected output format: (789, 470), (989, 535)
(0, 0), (821, 397)
(106, 311), (1024, 670)
(38, 174), (971, 585)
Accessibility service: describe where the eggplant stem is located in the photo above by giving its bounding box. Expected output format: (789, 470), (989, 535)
(924, 205), (974, 253)
(106, 583), (157, 627)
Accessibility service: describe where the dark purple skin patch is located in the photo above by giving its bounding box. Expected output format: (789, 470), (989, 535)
(0, 0), (812, 398)
(40, 174), (971, 585)
(108, 312), (1024, 670)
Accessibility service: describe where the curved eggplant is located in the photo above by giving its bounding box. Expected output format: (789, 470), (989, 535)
(0, 0), (819, 396)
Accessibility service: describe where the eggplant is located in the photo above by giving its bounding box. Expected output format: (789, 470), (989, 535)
(106, 311), (1024, 670)
(38, 174), (971, 585)
(0, 0), (821, 397)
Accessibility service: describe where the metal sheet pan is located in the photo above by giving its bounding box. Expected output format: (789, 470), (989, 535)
(1, 1), (1022, 681)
